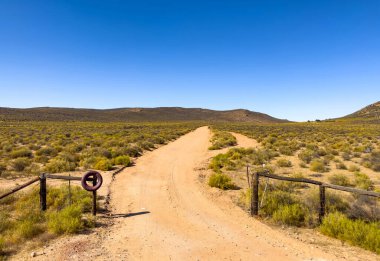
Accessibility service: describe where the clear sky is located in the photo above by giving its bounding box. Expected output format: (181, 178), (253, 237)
(0, 1), (379, 121)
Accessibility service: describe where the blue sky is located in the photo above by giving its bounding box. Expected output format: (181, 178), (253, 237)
(0, 0), (379, 121)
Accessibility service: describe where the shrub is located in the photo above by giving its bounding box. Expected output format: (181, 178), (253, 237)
(11, 157), (31, 172)
(208, 173), (235, 190)
(208, 131), (237, 150)
(36, 147), (57, 157)
(328, 174), (352, 187)
(354, 172), (374, 191)
(47, 205), (83, 234)
(260, 190), (296, 216)
(336, 162), (347, 170)
(320, 212), (380, 254)
(276, 158), (292, 167)
(94, 158), (113, 171)
(309, 159), (327, 172)
(273, 204), (306, 227)
(114, 155), (131, 166)
(13, 219), (43, 241)
(0, 163), (6, 174)
(10, 148), (33, 158)
(298, 149), (317, 163)
(299, 162), (307, 168)
(348, 165), (360, 172)
(209, 153), (233, 172)
(45, 158), (76, 173)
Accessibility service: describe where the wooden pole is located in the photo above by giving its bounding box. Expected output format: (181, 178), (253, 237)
(40, 173), (47, 211)
(319, 185), (325, 223)
(250, 172), (259, 216)
(0, 177), (39, 200)
(246, 165), (250, 188)
(92, 177), (97, 216)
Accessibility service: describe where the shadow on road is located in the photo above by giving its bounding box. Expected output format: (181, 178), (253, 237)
(104, 211), (150, 219)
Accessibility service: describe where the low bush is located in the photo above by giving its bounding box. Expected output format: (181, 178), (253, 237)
(354, 172), (374, 191)
(209, 153), (234, 172)
(335, 162), (347, 169)
(45, 158), (76, 173)
(11, 157), (31, 172)
(208, 173), (235, 190)
(10, 148), (33, 159)
(94, 158), (113, 171)
(273, 204), (306, 227)
(260, 190), (297, 216)
(348, 165), (361, 172)
(47, 205), (83, 234)
(328, 174), (352, 187)
(309, 159), (327, 172)
(114, 155), (131, 166)
(209, 131), (237, 150)
(276, 158), (292, 167)
(320, 212), (380, 254)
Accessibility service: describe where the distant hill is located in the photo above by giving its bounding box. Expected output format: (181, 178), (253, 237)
(343, 101), (380, 121)
(0, 107), (288, 123)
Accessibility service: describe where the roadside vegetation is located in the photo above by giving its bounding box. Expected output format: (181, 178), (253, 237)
(208, 121), (380, 254)
(208, 130), (237, 150)
(0, 121), (200, 178)
(0, 185), (94, 256)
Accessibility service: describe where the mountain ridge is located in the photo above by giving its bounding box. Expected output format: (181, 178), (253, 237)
(0, 106), (288, 123)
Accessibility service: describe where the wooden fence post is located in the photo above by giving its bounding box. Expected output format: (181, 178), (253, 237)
(319, 185), (325, 223)
(40, 173), (47, 211)
(246, 165), (250, 188)
(250, 172), (259, 216)
(92, 177), (97, 216)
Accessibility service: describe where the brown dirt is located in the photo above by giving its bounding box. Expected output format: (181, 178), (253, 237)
(10, 127), (377, 260)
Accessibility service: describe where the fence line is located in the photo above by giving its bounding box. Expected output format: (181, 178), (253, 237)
(248, 167), (380, 223)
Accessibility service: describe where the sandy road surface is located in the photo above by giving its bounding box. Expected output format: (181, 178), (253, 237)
(93, 127), (335, 260)
(15, 126), (341, 260)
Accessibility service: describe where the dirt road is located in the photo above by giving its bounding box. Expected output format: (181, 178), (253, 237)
(17, 126), (341, 260)
(96, 127), (337, 260)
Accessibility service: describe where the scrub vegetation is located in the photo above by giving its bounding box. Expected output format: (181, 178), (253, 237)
(208, 121), (380, 254)
(0, 185), (94, 255)
(0, 121), (200, 178)
(208, 130), (237, 150)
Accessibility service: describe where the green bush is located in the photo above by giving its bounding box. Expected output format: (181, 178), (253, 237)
(11, 157), (31, 172)
(13, 219), (43, 240)
(10, 148), (33, 159)
(273, 204), (306, 227)
(276, 158), (292, 167)
(309, 159), (327, 172)
(320, 212), (380, 254)
(208, 173), (235, 190)
(354, 172), (374, 190)
(260, 190), (296, 216)
(114, 155), (131, 166)
(328, 174), (352, 187)
(36, 147), (57, 157)
(45, 158), (76, 173)
(298, 149), (317, 163)
(94, 158), (113, 171)
(209, 153), (233, 172)
(209, 131), (237, 150)
(47, 205), (83, 234)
